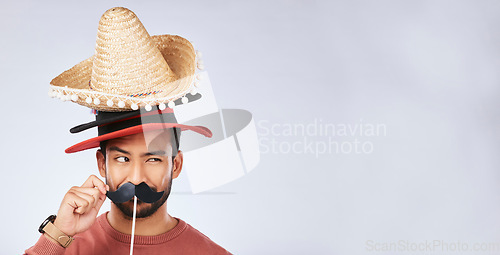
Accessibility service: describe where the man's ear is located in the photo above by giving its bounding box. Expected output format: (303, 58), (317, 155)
(96, 149), (106, 178)
(172, 150), (183, 179)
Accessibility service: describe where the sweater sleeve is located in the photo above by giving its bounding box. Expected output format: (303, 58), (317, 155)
(24, 234), (66, 255)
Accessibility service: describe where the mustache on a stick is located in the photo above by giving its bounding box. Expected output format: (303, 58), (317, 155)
(106, 182), (164, 204)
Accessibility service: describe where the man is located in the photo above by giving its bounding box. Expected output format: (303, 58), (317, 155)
(25, 6), (231, 254)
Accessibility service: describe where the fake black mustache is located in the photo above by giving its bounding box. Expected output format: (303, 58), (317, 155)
(106, 182), (164, 204)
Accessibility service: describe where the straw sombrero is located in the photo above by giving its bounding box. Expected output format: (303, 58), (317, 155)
(48, 7), (213, 153)
(48, 7), (203, 112)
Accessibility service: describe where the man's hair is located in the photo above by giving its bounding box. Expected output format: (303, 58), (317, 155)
(99, 127), (181, 158)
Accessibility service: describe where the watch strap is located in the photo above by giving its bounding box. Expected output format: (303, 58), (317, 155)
(43, 221), (74, 248)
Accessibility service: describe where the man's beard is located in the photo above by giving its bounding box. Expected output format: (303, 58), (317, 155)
(110, 176), (173, 219)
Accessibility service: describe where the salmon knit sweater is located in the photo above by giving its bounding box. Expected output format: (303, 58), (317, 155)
(25, 212), (231, 255)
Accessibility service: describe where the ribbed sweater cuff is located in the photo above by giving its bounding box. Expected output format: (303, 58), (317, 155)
(26, 234), (65, 255)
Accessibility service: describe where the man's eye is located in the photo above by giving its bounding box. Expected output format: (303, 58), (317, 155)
(115, 156), (129, 163)
(147, 158), (162, 162)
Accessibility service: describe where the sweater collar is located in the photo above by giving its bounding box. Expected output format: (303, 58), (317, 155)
(97, 212), (187, 245)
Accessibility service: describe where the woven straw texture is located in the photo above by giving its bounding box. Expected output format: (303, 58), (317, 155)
(50, 7), (196, 112)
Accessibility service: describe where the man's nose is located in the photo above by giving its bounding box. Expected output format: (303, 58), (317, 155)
(129, 161), (147, 185)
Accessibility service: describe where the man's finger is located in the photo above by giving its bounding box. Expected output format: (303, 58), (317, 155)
(81, 175), (107, 195)
(71, 187), (101, 206)
(64, 192), (92, 215)
(71, 189), (99, 210)
(95, 193), (107, 213)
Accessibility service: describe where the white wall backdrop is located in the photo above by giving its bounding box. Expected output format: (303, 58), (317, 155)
(2, 0), (500, 254)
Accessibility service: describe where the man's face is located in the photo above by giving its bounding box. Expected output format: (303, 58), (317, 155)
(97, 129), (182, 218)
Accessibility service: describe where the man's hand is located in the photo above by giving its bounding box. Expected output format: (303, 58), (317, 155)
(52, 175), (109, 237)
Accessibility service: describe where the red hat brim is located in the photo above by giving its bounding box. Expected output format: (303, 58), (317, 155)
(65, 122), (212, 153)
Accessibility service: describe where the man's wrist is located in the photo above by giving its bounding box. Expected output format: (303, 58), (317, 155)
(52, 218), (75, 237)
(39, 215), (74, 248)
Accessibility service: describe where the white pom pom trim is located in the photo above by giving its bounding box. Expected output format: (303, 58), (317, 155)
(131, 103), (139, 110)
(168, 101), (175, 108)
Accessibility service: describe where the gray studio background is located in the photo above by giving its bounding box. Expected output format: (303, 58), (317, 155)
(2, 0), (500, 254)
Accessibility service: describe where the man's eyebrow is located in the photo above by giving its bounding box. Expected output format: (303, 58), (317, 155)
(108, 146), (130, 155)
(143, 150), (167, 156)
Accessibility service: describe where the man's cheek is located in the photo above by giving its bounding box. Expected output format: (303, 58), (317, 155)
(107, 166), (127, 182)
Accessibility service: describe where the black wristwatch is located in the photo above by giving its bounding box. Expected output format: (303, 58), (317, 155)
(39, 215), (74, 248)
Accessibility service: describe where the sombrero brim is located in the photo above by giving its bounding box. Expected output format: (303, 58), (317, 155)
(50, 34), (197, 112)
(65, 122), (212, 153)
